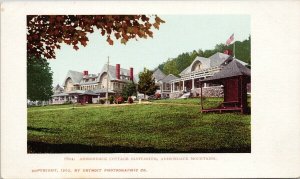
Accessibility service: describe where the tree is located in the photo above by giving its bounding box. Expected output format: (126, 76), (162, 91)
(163, 59), (179, 75)
(27, 15), (165, 59)
(122, 81), (137, 100)
(138, 68), (158, 98)
(27, 57), (53, 101)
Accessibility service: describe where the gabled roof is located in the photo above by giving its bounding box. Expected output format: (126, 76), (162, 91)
(80, 90), (97, 95)
(161, 74), (179, 83)
(97, 64), (138, 83)
(66, 90), (85, 94)
(53, 84), (63, 91)
(179, 52), (249, 76)
(179, 56), (210, 75)
(201, 60), (250, 82)
(64, 70), (83, 84)
(208, 52), (231, 67)
(52, 92), (68, 97)
(153, 68), (166, 81)
(93, 88), (115, 94)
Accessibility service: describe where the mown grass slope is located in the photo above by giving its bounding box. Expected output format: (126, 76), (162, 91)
(28, 98), (251, 153)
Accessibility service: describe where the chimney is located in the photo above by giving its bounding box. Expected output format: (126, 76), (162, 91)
(83, 70), (88, 76)
(116, 64), (120, 80)
(129, 67), (133, 81)
(224, 50), (233, 56)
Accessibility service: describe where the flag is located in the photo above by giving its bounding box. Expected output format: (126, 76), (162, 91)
(226, 33), (234, 45)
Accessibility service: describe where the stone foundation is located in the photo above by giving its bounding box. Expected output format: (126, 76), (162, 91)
(170, 91), (183, 98)
(170, 86), (224, 98)
(192, 86), (224, 97)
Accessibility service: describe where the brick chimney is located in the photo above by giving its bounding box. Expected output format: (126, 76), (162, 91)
(83, 70), (88, 76)
(129, 67), (133, 81)
(116, 64), (120, 80)
(224, 50), (233, 56)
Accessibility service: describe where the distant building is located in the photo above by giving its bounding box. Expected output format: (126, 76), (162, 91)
(51, 64), (136, 104)
(152, 68), (178, 98)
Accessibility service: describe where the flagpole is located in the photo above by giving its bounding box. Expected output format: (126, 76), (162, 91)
(106, 56), (109, 105)
(233, 41), (235, 58)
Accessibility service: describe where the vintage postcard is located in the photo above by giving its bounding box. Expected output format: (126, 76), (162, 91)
(1, 1), (300, 178)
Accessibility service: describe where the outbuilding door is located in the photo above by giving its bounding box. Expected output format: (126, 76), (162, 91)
(224, 78), (239, 102)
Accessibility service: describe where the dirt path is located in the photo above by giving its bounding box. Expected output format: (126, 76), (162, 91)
(150, 102), (199, 107)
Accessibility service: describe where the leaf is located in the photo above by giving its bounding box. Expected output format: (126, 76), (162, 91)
(115, 33), (121, 39)
(73, 45), (79, 50)
(121, 38), (127, 44)
(132, 27), (139, 34)
(27, 15), (165, 59)
(101, 29), (105, 36)
(106, 37), (113, 45)
(57, 38), (63, 43)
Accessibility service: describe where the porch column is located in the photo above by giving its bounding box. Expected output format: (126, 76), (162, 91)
(204, 83), (207, 88)
(192, 79), (195, 90)
(182, 80), (185, 92)
(172, 82), (175, 92)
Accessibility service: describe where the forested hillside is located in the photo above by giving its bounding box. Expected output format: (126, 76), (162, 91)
(157, 36), (251, 76)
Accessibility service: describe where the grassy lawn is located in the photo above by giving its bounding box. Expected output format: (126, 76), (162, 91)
(27, 98), (251, 153)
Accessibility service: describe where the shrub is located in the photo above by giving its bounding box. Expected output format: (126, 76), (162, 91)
(155, 93), (161, 99)
(115, 96), (124, 104)
(99, 99), (105, 104)
(128, 97), (133, 104)
(108, 96), (114, 104)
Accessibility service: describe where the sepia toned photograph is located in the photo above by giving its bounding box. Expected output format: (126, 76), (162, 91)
(26, 15), (251, 153)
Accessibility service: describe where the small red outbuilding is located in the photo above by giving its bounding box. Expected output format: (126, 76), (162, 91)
(200, 59), (251, 114)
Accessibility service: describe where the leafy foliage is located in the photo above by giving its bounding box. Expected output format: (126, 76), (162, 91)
(108, 95), (115, 104)
(128, 97), (134, 104)
(27, 15), (165, 59)
(158, 36), (251, 76)
(99, 99), (105, 104)
(163, 59), (179, 75)
(115, 96), (124, 104)
(121, 81), (137, 100)
(27, 57), (53, 101)
(138, 68), (158, 97)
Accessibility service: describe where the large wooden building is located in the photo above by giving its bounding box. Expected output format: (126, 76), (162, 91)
(51, 64), (136, 104)
(168, 52), (249, 98)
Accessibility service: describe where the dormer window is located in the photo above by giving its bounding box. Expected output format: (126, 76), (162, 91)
(191, 61), (202, 72)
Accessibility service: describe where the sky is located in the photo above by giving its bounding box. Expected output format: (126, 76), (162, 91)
(49, 15), (250, 86)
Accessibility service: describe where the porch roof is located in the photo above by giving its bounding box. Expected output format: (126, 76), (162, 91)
(92, 88), (115, 94)
(52, 93), (69, 97)
(200, 60), (251, 83)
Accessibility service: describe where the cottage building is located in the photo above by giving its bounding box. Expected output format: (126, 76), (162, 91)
(51, 64), (136, 104)
(168, 52), (248, 98)
(152, 68), (179, 98)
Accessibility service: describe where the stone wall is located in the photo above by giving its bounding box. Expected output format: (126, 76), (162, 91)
(192, 87), (224, 97)
(170, 86), (224, 98)
(170, 91), (183, 98)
